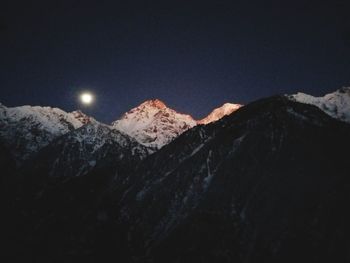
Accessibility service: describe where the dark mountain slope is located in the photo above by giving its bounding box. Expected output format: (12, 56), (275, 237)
(118, 96), (350, 263)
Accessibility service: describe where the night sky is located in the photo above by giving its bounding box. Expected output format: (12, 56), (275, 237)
(1, 0), (350, 123)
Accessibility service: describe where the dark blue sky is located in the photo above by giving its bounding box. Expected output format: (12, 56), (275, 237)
(1, 0), (350, 123)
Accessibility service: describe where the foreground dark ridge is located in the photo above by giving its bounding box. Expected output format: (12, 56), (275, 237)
(2, 95), (350, 263)
(116, 96), (350, 262)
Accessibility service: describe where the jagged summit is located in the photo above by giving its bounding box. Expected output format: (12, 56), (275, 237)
(198, 102), (242, 124)
(140, 99), (167, 109)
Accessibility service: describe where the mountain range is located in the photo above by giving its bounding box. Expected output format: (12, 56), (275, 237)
(1, 87), (350, 262)
(0, 99), (241, 164)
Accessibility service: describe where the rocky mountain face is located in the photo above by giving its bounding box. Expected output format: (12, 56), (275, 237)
(197, 102), (242, 124)
(289, 87), (350, 123)
(111, 99), (197, 149)
(2, 90), (350, 262)
(0, 103), (96, 164)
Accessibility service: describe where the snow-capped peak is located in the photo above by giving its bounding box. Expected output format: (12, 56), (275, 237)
(198, 103), (242, 125)
(288, 87), (350, 123)
(0, 103), (96, 162)
(111, 99), (197, 149)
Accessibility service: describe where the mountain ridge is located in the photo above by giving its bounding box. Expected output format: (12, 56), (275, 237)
(2, 87), (349, 165)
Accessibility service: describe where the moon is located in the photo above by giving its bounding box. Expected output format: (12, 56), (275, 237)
(80, 92), (94, 105)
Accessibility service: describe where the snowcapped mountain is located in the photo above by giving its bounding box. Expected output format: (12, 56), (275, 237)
(288, 87), (350, 123)
(111, 99), (197, 149)
(111, 99), (243, 149)
(0, 103), (95, 162)
(197, 103), (242, 124)
(0, 99), (244, 164)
